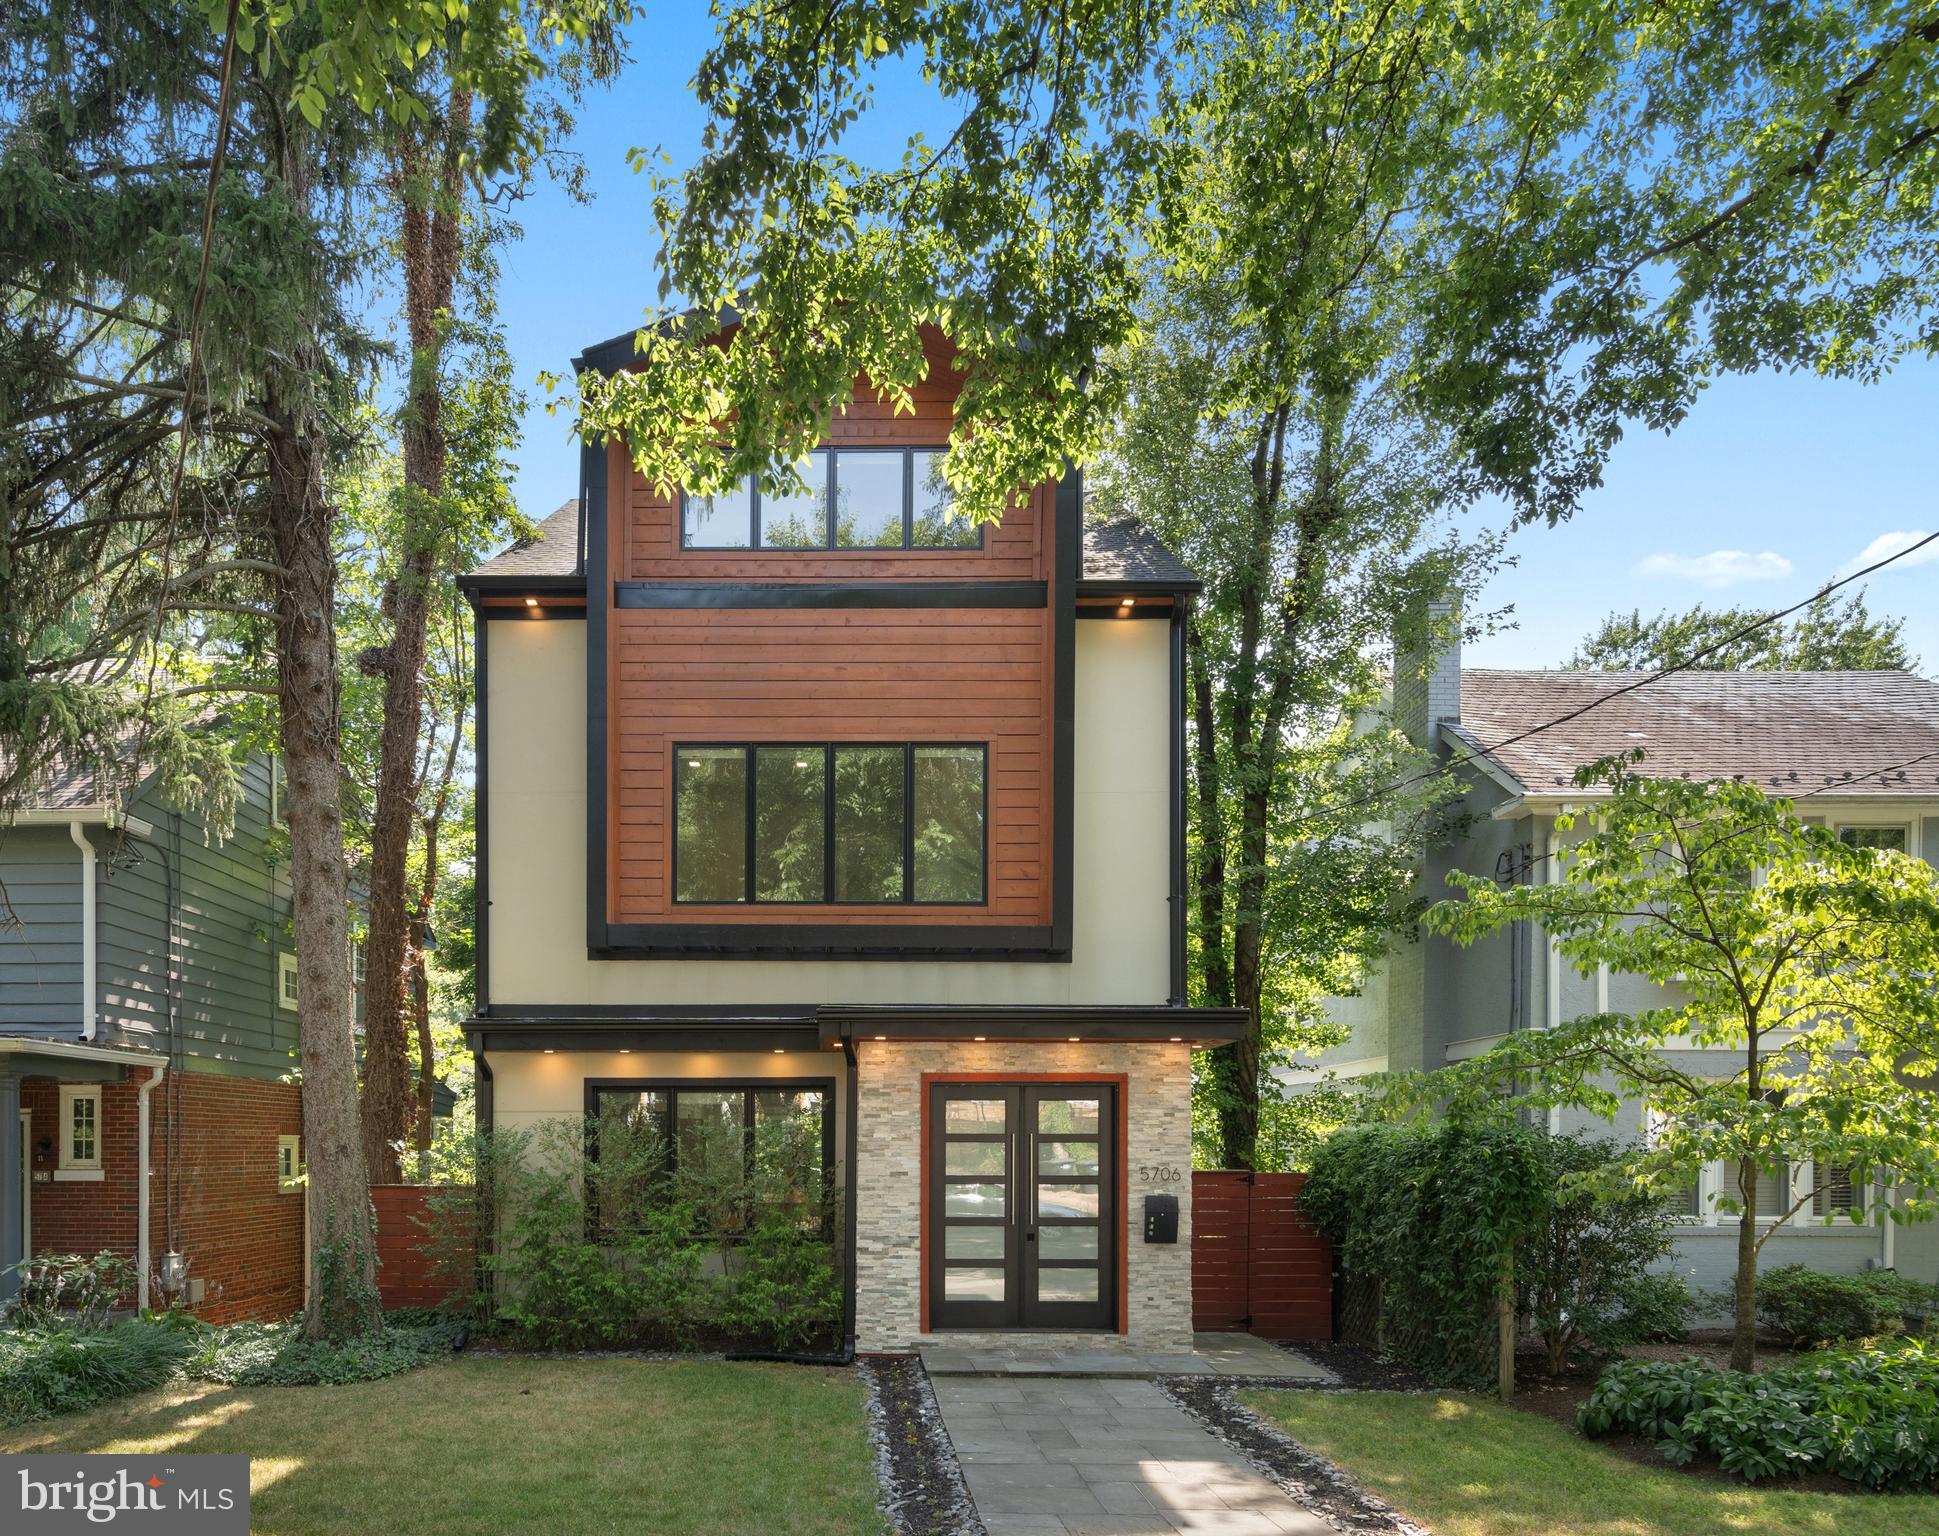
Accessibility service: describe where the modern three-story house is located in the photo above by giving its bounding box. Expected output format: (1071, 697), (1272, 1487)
(461, 319), (1242, 1352)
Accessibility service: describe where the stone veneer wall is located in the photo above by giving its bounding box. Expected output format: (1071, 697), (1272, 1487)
(852, 1039), (1195, 1352)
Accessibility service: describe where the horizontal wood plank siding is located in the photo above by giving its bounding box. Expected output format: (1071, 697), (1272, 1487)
(599, 331), (1062, 937)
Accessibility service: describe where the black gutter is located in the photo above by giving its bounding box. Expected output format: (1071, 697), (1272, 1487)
(1169, 598), (1188, 1006)
(841, 1031), (859, 1358)
(815, 1004), (1247, 1046)
(1074, 577), (1203, 598)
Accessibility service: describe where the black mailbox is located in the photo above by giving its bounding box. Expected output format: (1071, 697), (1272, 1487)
(1143, 1193), (1179, 1245)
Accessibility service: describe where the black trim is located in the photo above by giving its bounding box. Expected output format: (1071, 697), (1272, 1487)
(595, 922), (1060, 960)
(840, 1035), (859, 1354)
(572, 304), (745, 377)
(1075, 577), (1204, 598)
(470, 1023), (825, 1054)
(475, 608), (490, 1013)
(1051, 468), (1078, 957)
(1075, 605), (1172, 620)
(1169, 600), (1188, 1006)
(475, 1004), (819, 1022)
(616, 581), (1042, 610)
(820, 1004), (1246, 1045)
(585, 437), (610, 955)
(474, 604), (586, 621)
(460, 572), (590, 600)
(473, 1051), (494, 1304)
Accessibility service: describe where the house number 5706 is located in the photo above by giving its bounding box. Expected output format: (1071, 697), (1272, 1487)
(1138, 1164), (1184, 1183)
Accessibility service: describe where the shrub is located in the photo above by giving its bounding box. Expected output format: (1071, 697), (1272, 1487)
(1516, 1135), (1677, 1371)
(1756, 1264), (1939, 1348)
(6, 1251), (135, 1332)
(0, 1320), (191, 1428)
(1304, 1117), (1551, 1387)
(182, 1313), (462, 1386)
(1579, 1341), (1939, 1488)
(1615, 1269), (1696, 1344)
(716, 1210), (844, 1353)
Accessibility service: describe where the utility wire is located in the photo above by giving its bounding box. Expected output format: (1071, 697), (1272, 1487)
(1286, 527), (1939, 831)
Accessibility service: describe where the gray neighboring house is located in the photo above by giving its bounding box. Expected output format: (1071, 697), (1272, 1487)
(1, 753), (325, 1319)
(1289, 635), (1939, 1294)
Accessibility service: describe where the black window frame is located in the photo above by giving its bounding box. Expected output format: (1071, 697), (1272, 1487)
(678, 447), (986, 552)
(584, 1077), (837, 1237)
(672, 741), (989, 907)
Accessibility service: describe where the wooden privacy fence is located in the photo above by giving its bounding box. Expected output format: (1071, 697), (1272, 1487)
(369, 1184), (474, 1310)
(1191, 1171), (1332, 1339)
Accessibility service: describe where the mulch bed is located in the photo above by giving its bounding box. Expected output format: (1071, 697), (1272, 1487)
(858, 1354), (983, 1536)
(1274, 1339), (1432, 1391)
(1159, 1377), (1426, 1536)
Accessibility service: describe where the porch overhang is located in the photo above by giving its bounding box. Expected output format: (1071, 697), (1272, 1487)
(0, 1035), (163, 1082)
(817, 1005), (1248, 1048)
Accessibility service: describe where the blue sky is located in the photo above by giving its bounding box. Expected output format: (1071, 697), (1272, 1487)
(471, 13), (1938, 675)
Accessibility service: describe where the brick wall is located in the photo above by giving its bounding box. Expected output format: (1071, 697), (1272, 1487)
(21, 1069), (304, 1323)
(852, 1040), (1195, 1353)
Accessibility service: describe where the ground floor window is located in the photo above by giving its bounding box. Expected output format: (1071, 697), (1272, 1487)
(586, 1080), (833, 1234)
(55, 1085), (102, 1177)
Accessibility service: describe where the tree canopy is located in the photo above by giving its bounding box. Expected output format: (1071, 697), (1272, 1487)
(1569, 594), (1919, 673)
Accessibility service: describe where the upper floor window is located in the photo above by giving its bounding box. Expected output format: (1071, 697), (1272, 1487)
(1836, 825), (1908, 852)
(680, 448), (982, 552)
(674, 743), (987, 905)
(278, 950), (299, 1011)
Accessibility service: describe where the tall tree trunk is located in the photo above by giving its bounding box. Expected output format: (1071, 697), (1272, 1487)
(359, 96), (471, 1183)
(1730, 1156), (1759, 1371)
(409, 707), (464, 1169)
(264, 396), (379, 1339)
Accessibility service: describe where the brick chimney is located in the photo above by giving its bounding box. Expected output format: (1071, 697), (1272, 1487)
(1394, 594), (1461, 750)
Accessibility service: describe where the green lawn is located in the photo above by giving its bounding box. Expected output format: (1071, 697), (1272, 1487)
(1, 1357), (884, 1536)
(1241, 1390), (1939, 1536)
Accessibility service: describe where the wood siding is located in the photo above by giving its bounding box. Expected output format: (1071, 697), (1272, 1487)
(599, 329), (1061, 933)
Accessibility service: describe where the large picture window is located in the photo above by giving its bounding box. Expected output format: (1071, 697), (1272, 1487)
(587, 1081), (834, 1234)
(680, 447), (983, 551)
(675, 743), (987, 905)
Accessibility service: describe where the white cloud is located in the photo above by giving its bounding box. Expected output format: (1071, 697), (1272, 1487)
(1837, 529), (1938, 579)
(1632, 549), (1793, 588)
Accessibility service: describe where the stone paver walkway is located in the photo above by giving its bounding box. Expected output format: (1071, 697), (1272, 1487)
(920, 1332), (1337, 1381)
(930, 1375), (1332, 1536)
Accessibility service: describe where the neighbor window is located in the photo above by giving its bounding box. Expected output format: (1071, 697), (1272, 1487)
(675, 744), (986, 905)
(58, 1086), (102, 1175)
(1837, 825), (1909, 852)
(277, 950), (299, 1011)
(680, 448), (982, 551)
(1811, 1161), (1865, 1217)
(589, 1082), (833, 1233)
(278, 1135), (303, 1193)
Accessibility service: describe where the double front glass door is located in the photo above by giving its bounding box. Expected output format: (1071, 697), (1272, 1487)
(929, 1083), (1116, 1330)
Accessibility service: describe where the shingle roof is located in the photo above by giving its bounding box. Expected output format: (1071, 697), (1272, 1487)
(1079, 518), (1200, 590)
(464, 503), (1203, 589)
(467, 500), (582, 580)
(1454, 669), (1939, 798)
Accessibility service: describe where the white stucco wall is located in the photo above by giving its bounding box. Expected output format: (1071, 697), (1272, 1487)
(484, 615), (1171, 1005)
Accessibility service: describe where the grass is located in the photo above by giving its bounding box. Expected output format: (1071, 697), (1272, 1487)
(1240, 1390), (1939, 1536)
(0, 1357), (884, 1536)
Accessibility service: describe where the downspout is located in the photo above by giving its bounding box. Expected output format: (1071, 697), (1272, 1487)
(1167, 598), (1188, 1007)
(136, 1064), (166, 1312)
(68, 822), (97, 1041)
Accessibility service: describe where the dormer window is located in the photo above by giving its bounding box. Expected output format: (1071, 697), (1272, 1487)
(680, 448), (982, 552)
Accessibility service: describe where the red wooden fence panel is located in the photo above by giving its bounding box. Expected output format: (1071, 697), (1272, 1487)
(369, 1184), (473, 1310)
(1191, 1170), (1332, 1340)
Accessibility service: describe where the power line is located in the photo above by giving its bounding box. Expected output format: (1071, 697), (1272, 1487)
(1286, 527), (1939, 831)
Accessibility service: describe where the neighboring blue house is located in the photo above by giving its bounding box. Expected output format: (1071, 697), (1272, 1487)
(1290, 632), (1939, 1294)
(1, 752), (328, 1320)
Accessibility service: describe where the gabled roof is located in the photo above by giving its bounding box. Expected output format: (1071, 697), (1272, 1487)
(462, 502), (1204, 591)
(1078, 518), (1200, 593)
(465, 500), (583, 581)
(1456, 669), (1939, 798)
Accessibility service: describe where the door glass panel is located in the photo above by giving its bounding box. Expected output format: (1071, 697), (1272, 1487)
(1037, 1269), (1100, 1304)
(1037, 1098), (1099, 1134)
(945, 1226), (1006, 1260)
(945, 1098), (1006, 1133)
(946, 1142), (1006, 1177)
(1038, 1225), (1099, 1261)
(944, 1267), (1007, 1302)
(944, 1183), (1006, 1218)
(1037, 1183), (1099, 1220)
(1038, 1140), (1099, 1177)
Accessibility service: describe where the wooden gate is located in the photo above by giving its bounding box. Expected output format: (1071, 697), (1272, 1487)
(370, 1185), (473, 1310)
(1190, 1171), (1332, 1339)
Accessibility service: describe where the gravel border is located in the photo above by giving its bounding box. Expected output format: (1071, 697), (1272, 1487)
(859, 1354), (984, 1536)
(1160, 1377), (1429, 1536)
